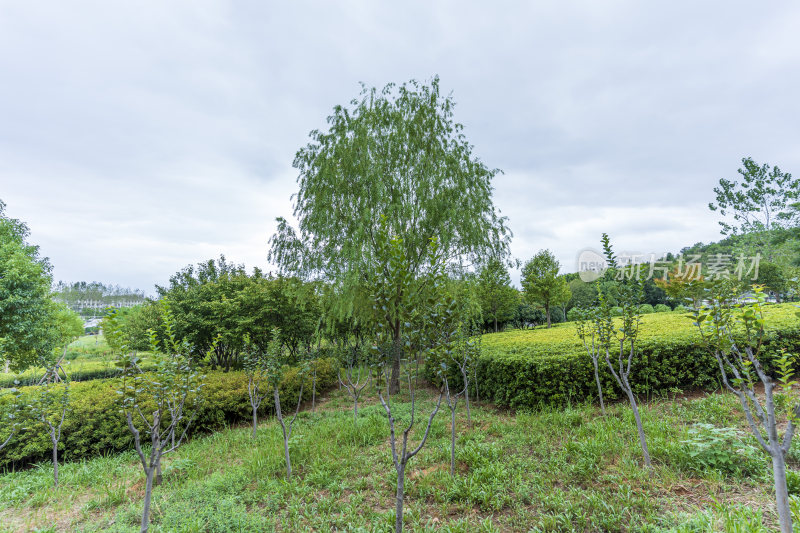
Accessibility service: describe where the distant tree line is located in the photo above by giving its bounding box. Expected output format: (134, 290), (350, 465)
(52, 281), (146, 317)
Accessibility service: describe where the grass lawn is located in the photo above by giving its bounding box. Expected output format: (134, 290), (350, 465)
(0, 383), (794, 532)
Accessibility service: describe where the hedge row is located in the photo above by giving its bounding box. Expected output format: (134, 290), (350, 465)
(471, 304), (800, 409)
(0, 358), (338, 470)
(0, 361), (157, 389)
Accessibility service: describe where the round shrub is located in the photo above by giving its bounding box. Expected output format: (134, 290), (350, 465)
(673, 304), (688, 313)
(654, 304), (671, 313)
(610, 306), (623, 317)
(566, 308), (582, 322)
(638, 304), (655, 314)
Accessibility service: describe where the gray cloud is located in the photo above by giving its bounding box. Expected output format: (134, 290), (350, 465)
(1, 1), (798, 291)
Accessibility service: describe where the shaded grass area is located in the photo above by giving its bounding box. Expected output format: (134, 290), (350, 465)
(0, 386), (796, 532)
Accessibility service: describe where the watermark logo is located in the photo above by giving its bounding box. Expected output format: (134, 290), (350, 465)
(575, 248), (762, 282)
(576, 248), (607, 282)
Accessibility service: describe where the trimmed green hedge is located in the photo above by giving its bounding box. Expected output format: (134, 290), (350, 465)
(0, 358), (338, 470)
(471, 304), (800, 409)
(0, 360), (157, 388)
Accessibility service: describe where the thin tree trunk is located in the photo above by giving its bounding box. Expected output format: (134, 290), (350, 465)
(461, 369), (472, 428)
(464, 386), (472, 427)
(546, 304), (551, 328)
(141, 467), (155, 533)
(274, 386), (292, 480)
(155, 458), (162, 486)
(494, 317), (497, 333)
(625, 386), (651, 468)
(252, 408), (258, 438)
(450, 405), (457, 476)
(772, 451), (792, 533)
(395, 464), (405, 532)
(283, 432), (292, 480)
(312, 365), (317, 412)
(51, 434), (59, 488)
(592, 357), (606, 415)
(390, 333), (401, 394)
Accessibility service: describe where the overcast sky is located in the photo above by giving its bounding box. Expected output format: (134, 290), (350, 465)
(1, 1), (798, 292)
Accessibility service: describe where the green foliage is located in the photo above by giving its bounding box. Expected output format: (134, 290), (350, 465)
(476, 257), (517, 332)
(475, 304), (800, 408)
(549, 306), (566, 324)
(0, 359), (338, 470)
(639, 304), (655, 314)
(521, 250), (571, 328)
(52, 281), (145, 317)
(511, 302), (544, 329)
(709, 157), (799, 237)
(0, 200), (60, 372)
(101, 303), (161, 353)
(756, 261), (789, 301)
(268, 76), (510, 324)
(1, 386), (783, 531)
(156, 257), (321, 370)
(654, 304), (671, 313)
(787, 470), (800, 496)
(0, 360), (156, 388)
(678, 423), (763, 477)
(567, 279), (597, 310)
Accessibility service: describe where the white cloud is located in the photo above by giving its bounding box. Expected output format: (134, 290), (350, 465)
(0, 0), (798, 291)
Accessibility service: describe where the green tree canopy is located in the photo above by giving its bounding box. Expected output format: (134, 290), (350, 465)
(156, 256), (321, 370)
(270, 77), (510, 285)
(269, 77), (510, 391)
(567, 278), (597, 310)
(709, 158), (799, 257)
(0, 200), (61, 371)
(476, 257), (517, 332)
(521, 250), (571, 328)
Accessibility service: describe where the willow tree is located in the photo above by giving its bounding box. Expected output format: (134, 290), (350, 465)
(269, 77), (510, 393)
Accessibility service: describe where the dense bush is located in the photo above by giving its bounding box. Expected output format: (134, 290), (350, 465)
(471, 304), (800, 408)
(638, 304), (654, 314)
(565, 308), (581, 322)
(654, 304), (671, 313)
(0, 358), (338, 470)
